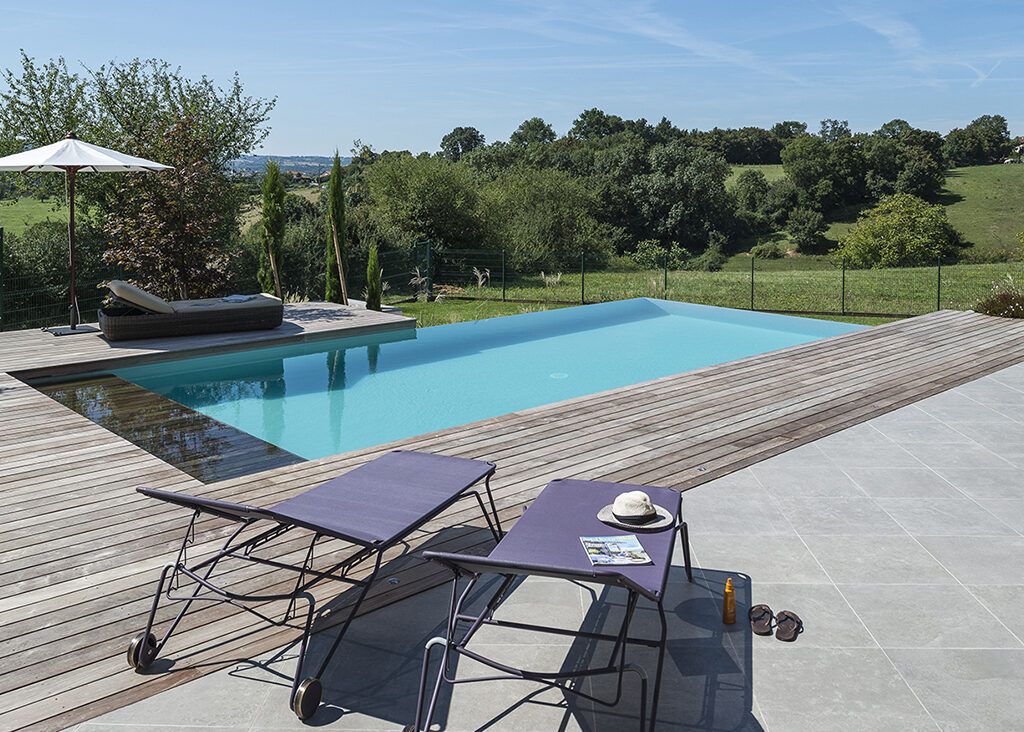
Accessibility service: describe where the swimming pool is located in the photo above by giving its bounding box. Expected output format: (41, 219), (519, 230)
(113, 299), (865, 460)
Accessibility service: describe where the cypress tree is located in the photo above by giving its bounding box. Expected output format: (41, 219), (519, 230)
(365, 243), (382, 311)
(258, 160), (285, 299)
(324, 151), (348, 303)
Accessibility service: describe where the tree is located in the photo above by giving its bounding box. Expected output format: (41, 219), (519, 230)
(364, 243), (382, 311)
(440, 126), (485, 161)
(510, 117), (556, 146)
(819, 119), (852, 143)
(786, 207), (825, 251)
(834, 193), (963, 268)
(569, 108), (625, 140)
(324, 152), (348, 304)
(1, 51), (273, 296)
(944, 114), (1012, 166)
(770, 121), (808, 141)
(258, 160), (284, 298)
(733, 169), (769, 212)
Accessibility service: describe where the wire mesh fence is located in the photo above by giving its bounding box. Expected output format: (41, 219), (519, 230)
(2, 229), (1021, 331)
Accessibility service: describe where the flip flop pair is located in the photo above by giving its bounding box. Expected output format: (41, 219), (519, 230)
(748, 604), (803, 642)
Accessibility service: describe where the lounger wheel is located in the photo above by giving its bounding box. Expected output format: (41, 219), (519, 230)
(292, 677), (322, 720)
(127, 631), (158, 671)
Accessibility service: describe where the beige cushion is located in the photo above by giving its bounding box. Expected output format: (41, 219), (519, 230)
(107, 280), (175, 314)
(170, 294), (282, 313)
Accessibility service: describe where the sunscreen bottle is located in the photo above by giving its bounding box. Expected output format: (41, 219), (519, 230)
(723, 577), (736, 624)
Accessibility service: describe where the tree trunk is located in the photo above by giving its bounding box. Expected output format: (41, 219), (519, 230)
(269, 244), (283, 300)
(331, 221), (348, 305)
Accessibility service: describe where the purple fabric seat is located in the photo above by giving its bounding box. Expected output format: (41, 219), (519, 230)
(268, 450), (495, 546)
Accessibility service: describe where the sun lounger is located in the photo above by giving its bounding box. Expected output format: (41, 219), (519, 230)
(98, 279), (283, 340)
(127, 450), (502, 720)
(406, 478), (692, 732)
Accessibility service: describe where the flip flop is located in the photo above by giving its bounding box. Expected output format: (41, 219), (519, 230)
(775, 610), (804, 642)
(748, 604), (774, 636)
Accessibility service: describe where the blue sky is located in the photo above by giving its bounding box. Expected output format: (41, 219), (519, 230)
(3, 1), (1022, 155)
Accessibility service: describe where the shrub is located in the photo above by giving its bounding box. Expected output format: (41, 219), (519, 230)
(688, 233), (728, 272)
(750, 240), (785, 259)
(630, 240), (689, 269)
(834, 193), (962, 268)
(975, 276), (1024, 318)
(786, 207), (825, 251)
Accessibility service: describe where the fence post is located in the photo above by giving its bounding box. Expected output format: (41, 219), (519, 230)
(424, 241), (433, 299)
(750, 255), (755, 310)
(580, 250), (586, 305)
(841, 258), (846, 316)
(501, 249), (506, 302)
(663, 251), (669, 298)
(936, 257), (942, 312)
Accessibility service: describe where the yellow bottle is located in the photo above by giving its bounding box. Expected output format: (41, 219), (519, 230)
(723, 577), (736, 624)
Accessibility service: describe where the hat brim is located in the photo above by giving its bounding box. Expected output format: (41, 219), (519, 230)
(596, 503), (675, 532)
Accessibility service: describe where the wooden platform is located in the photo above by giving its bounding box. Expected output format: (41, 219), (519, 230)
(2, 308), (1024, 731)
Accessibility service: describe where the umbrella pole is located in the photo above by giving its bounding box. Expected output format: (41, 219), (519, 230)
(66, 168), (80, 329)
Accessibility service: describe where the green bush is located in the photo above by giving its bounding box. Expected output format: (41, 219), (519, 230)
(630, 240), (690, 269)
(364, 244), (382, 311)
(975, 276), (1024, 318)
(750, 240), (785, 259)
(688, 233), (728, 272)
(834, 193), (963, 268)
(786, 207), (825, 251)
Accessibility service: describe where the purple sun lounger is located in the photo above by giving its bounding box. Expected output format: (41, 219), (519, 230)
(406, 478), (693, 732)
(127, 450), (502, 721)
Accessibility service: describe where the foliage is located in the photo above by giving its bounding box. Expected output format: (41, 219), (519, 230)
(630, 239), (689, 269)
(324, 151), (347, 303)
(440, 126), (485, 161)
(835, 193), (963, 268)
(974, 276), (1024, 318)
(510, 117), (556, 146)
(364, 243), (382, 310)
(750, 240), (785, 259)
(480, 166), (614, 269)
(258, 160), (284, 297)
(689, 232), (728, 271)
(362, 152), (482, 252)
(732, 169), (769, 212)
(944, 115), (1012, 166)
(1, 51), (273, 297)
(786, 207), (826, 251)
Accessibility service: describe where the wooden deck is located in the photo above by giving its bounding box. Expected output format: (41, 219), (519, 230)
(2, 308), (1024, 731)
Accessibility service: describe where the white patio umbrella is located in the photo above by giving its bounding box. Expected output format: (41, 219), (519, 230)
(0, 133), (171, 335)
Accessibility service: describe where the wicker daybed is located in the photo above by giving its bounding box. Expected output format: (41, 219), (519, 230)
(98, 280), (284, 341)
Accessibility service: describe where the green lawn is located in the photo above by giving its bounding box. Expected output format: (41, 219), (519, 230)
(726, 164), (786, 188)
(0, 197), (66, 236)
(424, 260), (1020, 318)
(396, 295), (896, 328)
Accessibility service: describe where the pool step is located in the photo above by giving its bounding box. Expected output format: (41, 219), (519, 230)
(34, 375), (305, 483)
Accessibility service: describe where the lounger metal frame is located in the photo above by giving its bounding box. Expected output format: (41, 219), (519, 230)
(129, 466), (503, 720)
(407, 503), (691, 731)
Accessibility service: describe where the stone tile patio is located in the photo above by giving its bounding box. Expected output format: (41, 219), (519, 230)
(71, 362), (1024, 731)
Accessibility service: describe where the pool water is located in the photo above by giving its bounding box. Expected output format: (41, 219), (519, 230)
(115, 299), (865, 460)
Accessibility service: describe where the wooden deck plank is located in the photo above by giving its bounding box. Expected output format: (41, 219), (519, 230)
(2, 308), (1024, 731)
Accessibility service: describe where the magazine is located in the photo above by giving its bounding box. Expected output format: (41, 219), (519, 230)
(580, 535), (652, 566)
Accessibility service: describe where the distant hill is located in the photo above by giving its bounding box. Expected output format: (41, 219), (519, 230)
(229, 154), (351, 176)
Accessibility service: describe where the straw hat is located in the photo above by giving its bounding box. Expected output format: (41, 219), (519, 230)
(597, 490), (674, 531)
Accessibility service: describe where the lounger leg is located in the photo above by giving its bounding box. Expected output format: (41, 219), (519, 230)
(483, 474), (504, 538)
(649, 602), (668, 731)
(680, 510), (694, 583)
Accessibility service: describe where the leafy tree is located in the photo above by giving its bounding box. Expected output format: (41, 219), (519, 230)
(440, 126), (485, 161)
(733, 169), (770, 212)
(479, 166), (616, 269)
(786, 207), (825, 251)
(569, 108), (625, 140)
(770, 121), (808, 141)
(819, 119), (852, 143)
(364, 243), (382, 310)
(630, 140), (733, 249)
(834, 193), (963, 267)
(324, 151), (348, 303)
(258, 160), (284, 298)
(761, 177), (800, 227)
(689, 232), (728, 271)
(363, 152), (483, 250)
(944, 114), (1012, 166)
(510, 117), (556, 146)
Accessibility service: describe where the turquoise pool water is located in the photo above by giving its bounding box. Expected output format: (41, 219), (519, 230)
(115, 299), (865, 460)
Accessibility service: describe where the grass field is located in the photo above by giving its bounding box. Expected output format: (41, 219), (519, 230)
(427, 259), (1021, 318)
(0, 197), (66, 235)
(396, 297), (895, 327)
(726, 164), (787, 188)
